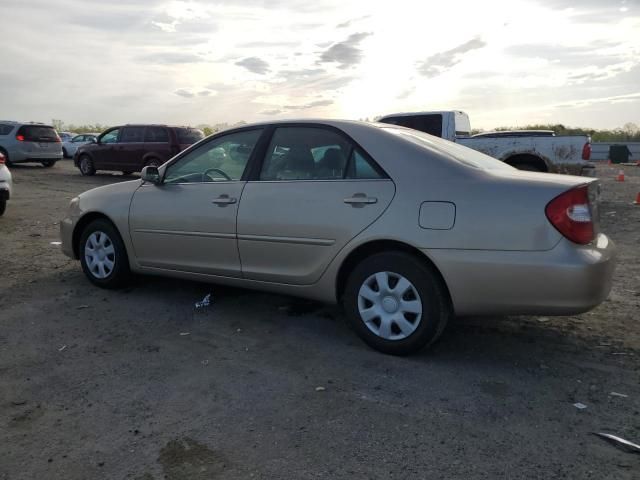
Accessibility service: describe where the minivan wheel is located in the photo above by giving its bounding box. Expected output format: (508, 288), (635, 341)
(79, 155), (96, 176)
(343, 251), (450, 355)
(42, 160), (56, 168)
(145, 159), (160, 168)
(79, 219), (129, 288)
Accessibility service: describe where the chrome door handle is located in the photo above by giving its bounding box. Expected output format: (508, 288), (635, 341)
(212, 195), (237, 205)
(344, 194), (377, 205)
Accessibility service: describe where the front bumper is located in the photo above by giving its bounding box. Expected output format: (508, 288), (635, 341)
(427, 234), (616, 316)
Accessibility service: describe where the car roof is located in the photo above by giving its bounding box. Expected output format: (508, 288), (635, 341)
(120, 124), (201, 128)
(378, 111), (466, 119)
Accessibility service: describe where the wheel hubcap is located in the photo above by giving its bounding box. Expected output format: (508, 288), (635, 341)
(357, 271), (423, 341)
(84, 231), (115, 279)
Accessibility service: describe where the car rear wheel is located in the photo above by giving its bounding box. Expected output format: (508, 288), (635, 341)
(515, 163), (542, 172)
(343, 251), (450, 355)
(0, 199), (6, 216)
(62, 147), (68, 158)
(145, 159), (160, 168)
(79, 155), (96, 176)
(0, 148), (12, 167)
(79, 219), (130, 288)
(41, 160), (56, 168)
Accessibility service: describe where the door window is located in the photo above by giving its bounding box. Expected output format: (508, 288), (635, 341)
(100, 128), (120, 144)
(121, 126), (145, 143)
(164, 129), (262, 184)
(260, 127), (385, 181)
(145, 127), (169, 143)
(72, 135), (84, 143)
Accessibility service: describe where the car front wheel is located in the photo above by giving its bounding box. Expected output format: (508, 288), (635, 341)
(79, 219), (130, 288)
(343, 251), (450, 355)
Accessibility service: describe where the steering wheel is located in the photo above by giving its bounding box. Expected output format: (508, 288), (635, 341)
(203, 168), (231, 181)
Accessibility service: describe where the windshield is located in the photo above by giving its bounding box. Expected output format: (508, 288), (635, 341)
(383, 127), (514, 171)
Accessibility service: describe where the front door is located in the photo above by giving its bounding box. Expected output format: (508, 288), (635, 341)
(117, 126), (146, 171)
(237, 126), (395, 285)
(92, 127), (120, 169)
(129, 128), (264, 276)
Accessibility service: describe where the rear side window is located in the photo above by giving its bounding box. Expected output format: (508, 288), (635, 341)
(175, 128), (204, 144)
(381, 115), (443, 137)
(260, 127), (386, 181)
(16, 125), (59, 142)
(120, 127), (145, 143)
(0, 124), (14, 135)
(145, 127), (169, 143)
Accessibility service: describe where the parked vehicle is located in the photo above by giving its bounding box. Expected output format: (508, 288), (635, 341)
(62, 133), (98, 158)
(58, 132), (74, 142)
(0, 121), (62, 167)
(0, 152), (12, 216)
(378, 111), (594, 175)
(73, 125), (204, 175)
(60, 120), (615, 355)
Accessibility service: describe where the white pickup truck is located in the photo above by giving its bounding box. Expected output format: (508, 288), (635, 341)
(378, 111), (594, 175)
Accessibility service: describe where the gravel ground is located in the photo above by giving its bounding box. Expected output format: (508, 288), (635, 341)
(0, 160), (639, 479)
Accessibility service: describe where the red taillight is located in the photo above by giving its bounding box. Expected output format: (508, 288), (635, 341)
(545, 185), (594, 245)
(582, 142), (591, 160)
(55, 134), (62, 143)
(16, 134), (25, 141)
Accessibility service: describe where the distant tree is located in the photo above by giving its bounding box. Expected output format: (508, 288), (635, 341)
(51, 119), (64, 131)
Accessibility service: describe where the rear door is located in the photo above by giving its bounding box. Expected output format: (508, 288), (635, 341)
(237, 125), (395, 285)
(144, 126), (172, 164)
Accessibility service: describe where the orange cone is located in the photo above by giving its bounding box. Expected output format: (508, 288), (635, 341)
(616, 169), (625, 182)
(634, 192), (640, 205)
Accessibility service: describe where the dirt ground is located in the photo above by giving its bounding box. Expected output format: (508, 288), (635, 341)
(1, 160), (639, 479)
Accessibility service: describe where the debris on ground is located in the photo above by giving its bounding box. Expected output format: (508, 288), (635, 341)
(76, 305), (89, 310)
(609, 392), (628, 398)
(179, 332), (190, 336)
(573, 402), (587, 410)
(58, 345), (67, 352)
(315, 386), (326, 392)
(195, 293), (212, 309)
(49, 241), (62, 246)
(593, 433), (640, 454)
(11, 400), (27, 406)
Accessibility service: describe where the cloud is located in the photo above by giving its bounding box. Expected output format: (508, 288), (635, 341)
(282, 99), (334, 110)
(198, 90), (213, 96)
(235, 57), (270, 74)
(138, 52), (205, 64)
(318, 32), (372, 69)
(336, 15), (371, 28)
(505, 43), (628, 67)
(174, 89), (195, 98)
(417, 37), (486, 78)
(238, 41), (299, 48)
(260, 109), (283, 115)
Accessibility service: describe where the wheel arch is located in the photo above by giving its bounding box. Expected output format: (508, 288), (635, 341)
(335, 239), (452, 308)
(503, 153), (549, 172)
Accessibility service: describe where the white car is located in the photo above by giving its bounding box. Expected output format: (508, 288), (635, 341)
(0, 152), (12, 216)
(63, 134), (98, 159)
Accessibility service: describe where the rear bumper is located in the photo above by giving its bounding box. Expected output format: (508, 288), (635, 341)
(426, 234), (616, 316)
(10, 148), (62, 163)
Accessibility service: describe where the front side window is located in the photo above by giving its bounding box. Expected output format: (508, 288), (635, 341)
(120, 126), (145, 143)
(260, 127), (384, 181)
(72, 135), (84, 143)
(0, 124), (14, 135)
(164, 129), (262, 184)
(100, 128), (120, 144)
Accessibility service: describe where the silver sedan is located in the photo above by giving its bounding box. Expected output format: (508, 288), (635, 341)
(60, 120), (616, 355)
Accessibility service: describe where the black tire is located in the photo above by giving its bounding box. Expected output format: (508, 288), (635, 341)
(79, 219), (130, 288)
(42, 160), (56, 168)
(343, 251), (450, 355)
(515, 163), (542, 172)
(62, 147), (68, 158)
(0, 199), (6, 216)
(145, 158), (161, 168)
(79, 155), (96, 176)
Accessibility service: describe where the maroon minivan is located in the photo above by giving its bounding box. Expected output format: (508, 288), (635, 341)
(74, 124), (204, 176)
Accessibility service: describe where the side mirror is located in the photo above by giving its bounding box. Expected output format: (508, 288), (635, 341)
(89, 137), (97, 144)
(141, 166), (161, 184)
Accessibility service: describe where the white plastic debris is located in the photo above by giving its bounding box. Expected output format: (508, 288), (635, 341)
(50, 241), (62, 246)
(58, 345), (67, 352)
(179, 332), (190, 336)
(573, 402), (587, 410)
(195, 293), (212, 309)
(610, 392), (628, 398)
(315, 386), (326, 392)
(594, 433), (640, 453)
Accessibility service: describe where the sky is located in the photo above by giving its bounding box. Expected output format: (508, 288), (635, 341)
(1, 0), (638, 130)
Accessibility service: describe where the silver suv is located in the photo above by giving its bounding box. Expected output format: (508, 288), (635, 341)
(0, 121), (63, 167)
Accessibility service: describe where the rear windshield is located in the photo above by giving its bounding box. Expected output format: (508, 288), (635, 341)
(175, 128), (204, 144)
(380, 115), (443, 137)
(17, 125), (59, 142)
(383, 127), (514, 171)
(0, 124), (14, 135)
